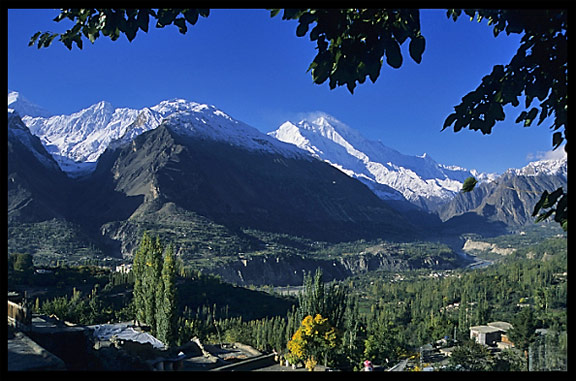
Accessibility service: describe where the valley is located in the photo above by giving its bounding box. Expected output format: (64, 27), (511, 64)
(7, 92), (567, 371)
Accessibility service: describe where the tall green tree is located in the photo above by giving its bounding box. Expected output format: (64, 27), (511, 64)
(156, 244), (178, 347)
(132, 232), (178, 343)
(132, 231), (152, 325)
(296, 269), (348, 331)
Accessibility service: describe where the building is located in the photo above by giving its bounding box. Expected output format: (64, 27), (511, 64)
(469, 321), (513, 347)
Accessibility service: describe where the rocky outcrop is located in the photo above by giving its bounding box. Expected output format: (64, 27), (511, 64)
(463, 239), (515, 256)
(210, 251), (459, 286)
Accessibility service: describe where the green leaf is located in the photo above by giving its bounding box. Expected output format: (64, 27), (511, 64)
(442, 113), (458, 130)
(487, 103), (505, 121)
(29, 31), (41, 47)
(384, 40), (402, 69)
(408, 35), (425, 64)
(543, 187), (564, 209)
(515, 110), (527, 124)
(174, 18), (187, 34)
(523, 107), (538, 127)
(535, 209), (555, 223)
(461, 177), (478, 193)
(136, 9), (151, 32)
(296, 22), (309, 37)
(364, 58), (382, 83)
(156, 9), (178, 28)
(182, 9), (199, 26)
(532, 190), (549, 216)
(552, 132), (563, 149)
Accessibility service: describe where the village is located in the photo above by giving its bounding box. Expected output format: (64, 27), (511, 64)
(8, 290), (517, 372)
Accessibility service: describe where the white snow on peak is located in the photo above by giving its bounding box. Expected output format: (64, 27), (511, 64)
(10, 93), (306, 176)
(159, 105), (307, 159)
(506, 157), (567, 178)
(270, 113), (488, 208)
(8, 90), (53, 118)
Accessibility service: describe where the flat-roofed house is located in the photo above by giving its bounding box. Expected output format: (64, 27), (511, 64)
(470, 321), (513, 346)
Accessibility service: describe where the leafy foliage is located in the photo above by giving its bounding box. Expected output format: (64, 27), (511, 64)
(132, 232), (178, 346)
(447, 340), (494, 371)
(29, 9), (210, 50)
(269, 9), (425, 93)
(461, 176), (478, 193)
(532, 187), (567, 231)
(442, 9), (567, 142)
(287, 314), (338, 363)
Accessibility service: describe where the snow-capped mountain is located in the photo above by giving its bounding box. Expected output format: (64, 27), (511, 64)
(149, 99), (305, 159)
(437, 156), (567, 227)
(17, 101), (161, 175)
(270, 113), (496, 210)
(10, 95), (305, 177)
(8, 90), (53, 118)
(506, 156), (567, 177)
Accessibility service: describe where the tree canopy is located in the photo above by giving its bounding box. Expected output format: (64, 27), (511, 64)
(29, 8), (568, 229)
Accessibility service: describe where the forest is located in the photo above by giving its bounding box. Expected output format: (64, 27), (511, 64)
(8, 231), (567, 371)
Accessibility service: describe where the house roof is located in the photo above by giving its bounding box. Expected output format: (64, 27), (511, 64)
(487, 321), (513, 332)
(470, 325), (501, 334)
(470, 321), (513, 334)
(89, 323), (165, 349)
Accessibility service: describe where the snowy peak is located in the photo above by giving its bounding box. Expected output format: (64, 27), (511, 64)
(159, 103), (307, 158)
(10, 92), (307, 177)
(506, 157), (567, 178)
(8, 90), (53, 118)
(270, 113), (486, 210)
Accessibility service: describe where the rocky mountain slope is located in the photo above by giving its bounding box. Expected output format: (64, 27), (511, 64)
(8, 111), (71, 223)
(8, 91), (566, 283)
(437, 158), (567, 228)
(8, 98), (423, 270)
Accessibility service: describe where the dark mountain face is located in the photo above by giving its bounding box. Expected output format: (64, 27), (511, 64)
(87, 123), (417, 244)
(8, 111), (423, 263)
(7, 113), (72, 223)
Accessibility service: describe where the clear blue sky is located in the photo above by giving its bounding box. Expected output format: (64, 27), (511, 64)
(7, 8), (563, 174)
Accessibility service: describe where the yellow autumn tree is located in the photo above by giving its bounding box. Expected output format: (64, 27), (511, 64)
(287, 314), (338, 366)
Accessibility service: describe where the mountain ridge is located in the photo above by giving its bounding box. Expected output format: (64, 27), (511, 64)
(7, 92), (567, 283)
(269, 112), (497, 211)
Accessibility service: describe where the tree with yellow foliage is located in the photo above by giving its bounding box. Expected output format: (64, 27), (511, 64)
(287, 314), (338, 367)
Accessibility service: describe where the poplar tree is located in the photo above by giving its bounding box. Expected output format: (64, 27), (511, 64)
(297, 269), (348, 331)
(156, 244), (178, 347)
(132, 232), (152, 325)
(132, 232), (178, 345)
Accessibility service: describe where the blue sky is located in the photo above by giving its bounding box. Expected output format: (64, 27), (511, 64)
(7, 8), (564, 174)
